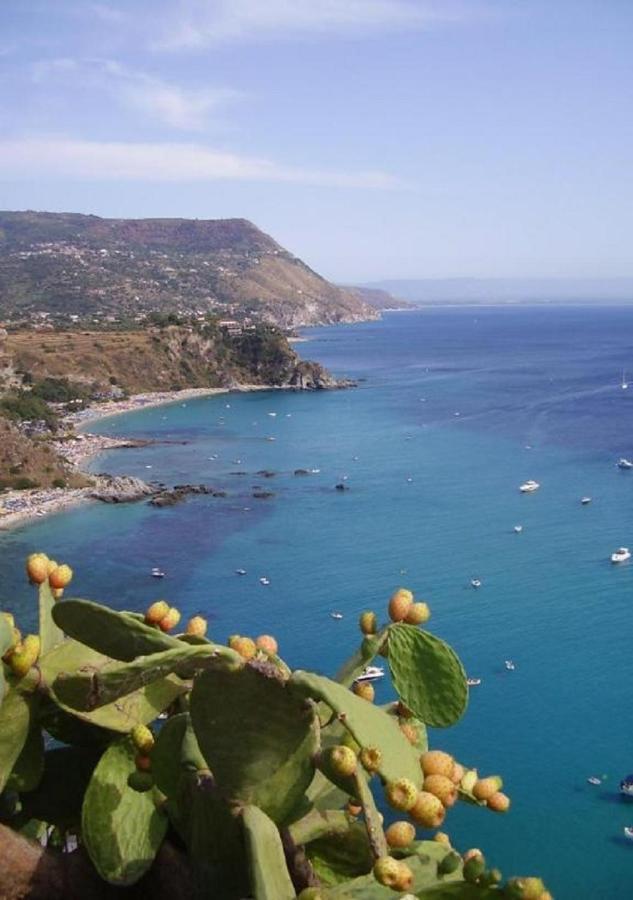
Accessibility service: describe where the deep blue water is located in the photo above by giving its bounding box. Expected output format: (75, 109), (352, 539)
(3, 306), (633, 897)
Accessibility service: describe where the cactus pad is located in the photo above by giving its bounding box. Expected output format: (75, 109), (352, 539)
(387, 623), (468, 727)
(0, 687), (34, 793)
(39, 580), (65, 654)
(242, 804), (295, 900)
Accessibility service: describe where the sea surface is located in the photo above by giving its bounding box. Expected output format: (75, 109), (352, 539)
(3, 305), (633, 898)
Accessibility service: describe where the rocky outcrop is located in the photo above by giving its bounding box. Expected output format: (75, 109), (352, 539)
(149, 484), (226, 507)
(90, 474), (155, 503)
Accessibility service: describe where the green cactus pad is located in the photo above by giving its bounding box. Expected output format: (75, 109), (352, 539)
(6, 706), (44, 793)
(387, 623), (468, 728)
(41, 638), (185, 732)
(383, 703), (429, 754)
(190, 663), (319, 824)
(82, 737), (168, 885)
(0, 613), (12, 658)
(290, 671), (422, 787)
(52, 598), (182, 660)
(19, 745), (102, 829)
(0, 687), (34, 793)
(242, 804), (296, 900)
(152, 712), (192, 798)
(306, 822), (373, 885)
(39, 580), (65, 655)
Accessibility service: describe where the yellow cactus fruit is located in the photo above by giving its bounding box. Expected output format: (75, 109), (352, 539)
(228, 635), (257, 660)
(486, 791), (511, 813)
(145, 600), (170, 625)
(346, 798), (362, 816)
(424, 774), (458, 808)
(420, 750), (455, 779)
(433, 831), (451, 845)
(385, 778), (418, 812)
(46, 559), (59, 576)
(1, 612), (15, 629)
(26, 553), (49, 585)
(404, 601), (431, 625)
(385, 820), (416, 848)
(352, 680), (375, 702)
(393, 861), (414, 891)
(460, 769), (478, 793)
(8, 634), (40, 677)
(255, 634), (278, 655)
(159, 607), (181, 632)
(463, 848), (484, 863)
(472, 776), (503, 802)
(388, 588), (413, 622)
(409, 790), (446, 828)
(327, 745), (358, 778)
(186, 616), (208, 637)
(373, 856), (402, 888)
(130, 724), (155, 754)
(359, 746), (382, 773)
(451, 762), (465, 784)
(359, 610), (377, 635)
(48, 564), (73, 590)
(52, 588), (64, 600)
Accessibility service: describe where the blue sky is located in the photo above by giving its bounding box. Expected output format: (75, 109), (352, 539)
(1, 0), (631, 282)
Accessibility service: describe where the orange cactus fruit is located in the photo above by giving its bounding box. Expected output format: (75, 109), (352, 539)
(388, 588), (413, 622)
(255, 634), (278, 655)
(48, 564), (73, 590)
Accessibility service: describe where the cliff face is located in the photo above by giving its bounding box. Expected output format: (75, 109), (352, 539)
(0, 211), (378, 328)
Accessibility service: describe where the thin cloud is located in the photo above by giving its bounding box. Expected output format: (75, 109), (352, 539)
(0, 138), (402, 189)
(153, 0), (476, 50)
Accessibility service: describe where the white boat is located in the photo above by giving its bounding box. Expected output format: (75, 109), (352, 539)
(467, 678), (481, 687)
(587, 776), (602, 785)
(617, 458), (633, 469)
(624, 827), (633, 840)
(151, 568), (166, 578)
(611, 547), (631, 564)
(259, 577), (270, 585)
(622, 370), (629, 390)
(621, 775), (633, 797)
(519, 480), (540, 493)
(235, 568), (247, 576)
(267, 412), (277, 417)
(513, 525), (523, 533)
(504, 659), (515, 671)
(356, 665), (385, 682)
(330, 611), (343, 620)
(471, 579), (482, 589)
(581, 497), (592, 505)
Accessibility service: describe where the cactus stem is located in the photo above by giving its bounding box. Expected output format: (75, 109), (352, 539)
(352, 768), (388, 860)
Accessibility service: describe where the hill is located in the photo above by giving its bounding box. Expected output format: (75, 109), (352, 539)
(368, 277), (633, 305)
(345, 286), (415, 310)
(0, 211), (378, 328)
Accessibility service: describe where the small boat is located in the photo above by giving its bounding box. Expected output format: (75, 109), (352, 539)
(151, 568), (166, 578)
(611, 547), (631, 564)
(581, 497), (592, 505)
(266, 437), (276, 442)
(513, 525), (523, 533)
(519, 480), (540, 493)
(504, 659), (515, 671)
(330, 611), (343, 620)
(467, 678), (481, 687)
(259, 577), (270, 586)
(587, 776), (602, 785)
(621, 775), (633, 797)
(235, 568), (247, 576)
(624, 827), (633, 840)
(622, 370), (629, 390)
(617, 458), (633, 469)
(471, 579), (482, 589)
(267, 412), (277, 417)
(356, 665), (385, 681)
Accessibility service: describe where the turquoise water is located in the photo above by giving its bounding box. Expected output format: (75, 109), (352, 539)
(3, 306), (633, 897)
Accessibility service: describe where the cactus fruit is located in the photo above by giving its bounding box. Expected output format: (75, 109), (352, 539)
(404, 601), (431, 625)
(8, 634), (40, 677)
(135, 754), (152, 772)
(399, 722), (420, 745)
(185, 615), (208, 637)
(388, 588), (413, 622)
(347, 798), (362, 816)
(438, 851), (461, 875)
(373, 856), (402, 888)
(158, 607), (181, 632)
(463, 854), (486, 883)
(131, 724), (155, 754)
(385, 820), (416, 848)
(255, 634), (278, 655)
(409, 790), (445, 828)
(359, 611), (377, 635)
(127, 770), (154, 793)
(1, 612), (15, 629)
(26, 553), (49, 584)
(505, 877), (547, 899)
(52, 587), (64, 600)
(2, 626), (21, 661)
(228, 635), (257, 660)
(393, 861), (414, 891)
(451, 762), (465, 784)
(487, 791), (511, 812)
(460, 769), (478, 793)
(145, 600), (170, 625)
(423, 774), (458, 807)
(48, 563), (73, 590)
(463, 848), (484, 863)
(434, 831), (451, 845)
(352, 680), (375, 702)
(327, 745), (358, 778)
(421, 750), (455, 779)
(385, 778), (418, 812)
(359, 746), (382, 773)
(472, 776), (503, 801)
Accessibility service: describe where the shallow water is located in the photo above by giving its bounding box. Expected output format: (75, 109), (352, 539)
(4, 306), (633, 898)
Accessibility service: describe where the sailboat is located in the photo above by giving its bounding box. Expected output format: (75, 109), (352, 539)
(622, 370), (629, 390)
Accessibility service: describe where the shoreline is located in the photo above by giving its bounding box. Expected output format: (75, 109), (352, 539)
(0, 382), (317, 532)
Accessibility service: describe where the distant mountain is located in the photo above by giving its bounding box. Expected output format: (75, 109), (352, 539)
(0, 211), (378, 328)
(344, 286), (415, 310)
(367, 278), (633, 305)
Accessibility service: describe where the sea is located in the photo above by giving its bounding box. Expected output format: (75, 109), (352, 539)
(3, 305), (633, 898)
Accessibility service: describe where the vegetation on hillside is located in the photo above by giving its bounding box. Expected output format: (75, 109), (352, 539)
(0, 559), (551, 899)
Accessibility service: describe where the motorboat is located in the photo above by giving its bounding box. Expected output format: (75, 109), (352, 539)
(151, 568), (166, 578)
(267, 412), (277, 417)
(504, 659), (515, 671)
(587, 776), (602, 785)
(259, 577), (270, 586)
(622, 370), (629, 390)
(617, 458), (633, 469)
(611, 547), (631, 564)
(620, 775), (633, 797)
(581, 497), (592, 505)
(235, 568), (247, 576)
(467, 678), (481, 687)
(356, 665), (385, 682)
(519, 480), (540, 493)
(471, 579), (482, 589)
(624, 827), (633, 840)
(513, 525), (523, 533)
(330, 611), (343, 620)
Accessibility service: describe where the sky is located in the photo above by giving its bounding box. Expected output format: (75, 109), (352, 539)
(1, 0), (632, 283)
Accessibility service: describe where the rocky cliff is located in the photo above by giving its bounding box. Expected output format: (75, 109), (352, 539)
(0, 211), (378, 328)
